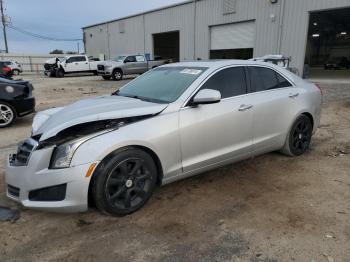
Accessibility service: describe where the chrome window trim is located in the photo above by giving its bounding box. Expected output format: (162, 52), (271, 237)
(181, 64), (296, 108)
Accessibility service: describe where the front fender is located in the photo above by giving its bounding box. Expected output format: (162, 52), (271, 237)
(70, 112), (182, 179)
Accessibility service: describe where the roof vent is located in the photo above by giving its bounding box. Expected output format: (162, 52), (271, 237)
(119, 21), (125, 34)
(223, 0), (236, 15)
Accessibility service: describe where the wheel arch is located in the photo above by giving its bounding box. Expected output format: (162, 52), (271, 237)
(0, 99), (17, 116)
(113, 67), (123, 74)
(87, 145), (164, 207)
(301, 112), (314, 129)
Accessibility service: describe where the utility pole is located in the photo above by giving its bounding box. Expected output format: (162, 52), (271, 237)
(77, 42), (80, 54)
(0, 0), (8, 53)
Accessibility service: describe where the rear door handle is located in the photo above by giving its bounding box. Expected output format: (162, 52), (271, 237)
(238, 104), (253, 112)
(289, 93), (299, 98)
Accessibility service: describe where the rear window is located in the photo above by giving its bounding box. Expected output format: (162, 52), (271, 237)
(248, 67), (292, 92)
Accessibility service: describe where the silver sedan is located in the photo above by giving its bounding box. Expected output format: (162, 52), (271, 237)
(5, 60), (322, 215)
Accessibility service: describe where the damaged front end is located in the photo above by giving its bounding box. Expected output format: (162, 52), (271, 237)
(11, 115), (154, 169)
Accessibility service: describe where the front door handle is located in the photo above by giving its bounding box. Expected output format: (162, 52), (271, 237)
(289, 93), (300, 98)
(238, 104), (253, 112)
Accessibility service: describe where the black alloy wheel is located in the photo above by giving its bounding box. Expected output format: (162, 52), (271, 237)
(93, 148), (158, 216)
(287, 115), (313, 156)
(112, 69), (123, 81)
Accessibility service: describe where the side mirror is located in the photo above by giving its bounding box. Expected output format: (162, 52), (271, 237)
(191, 89), (221, 105)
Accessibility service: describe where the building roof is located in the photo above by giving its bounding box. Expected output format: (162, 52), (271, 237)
(82, 0), (195, 30)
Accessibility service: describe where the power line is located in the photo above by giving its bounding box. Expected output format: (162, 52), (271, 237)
(7, 24), (82, 42)
(1, 0), (9, 52)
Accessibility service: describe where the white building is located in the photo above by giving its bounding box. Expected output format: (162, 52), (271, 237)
(82, 0), (350, 77)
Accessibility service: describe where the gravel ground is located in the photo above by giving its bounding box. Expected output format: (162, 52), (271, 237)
(0, 74), (349, 262)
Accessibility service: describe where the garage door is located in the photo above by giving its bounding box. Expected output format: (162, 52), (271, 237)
(210, 21), (256, 50)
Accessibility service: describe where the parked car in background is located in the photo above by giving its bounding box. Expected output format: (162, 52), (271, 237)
(324, 57), (350, 70)
(44, 55), (100, 77)
(43, 57), (65, 76)
(2, 61), (23, 75)
(0, 61), (14, 79)
(5, 60), (321, 215)
(97, 54), (169, 80)
(0, 77), (35, 127)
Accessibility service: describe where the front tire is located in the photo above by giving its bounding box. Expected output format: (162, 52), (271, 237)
(92, 148), (158, 216)
(12, 69), (20, 76)
(56, 69), (64, 78)
(111, 69), (123, 81)
(0, 102), (16, 128)
(282, 115), (313, 156)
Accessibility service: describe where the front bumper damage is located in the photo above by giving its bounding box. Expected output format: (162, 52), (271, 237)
(5, 146), (97, 213)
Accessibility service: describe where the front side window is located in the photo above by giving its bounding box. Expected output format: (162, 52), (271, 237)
(76, 56), (87, 62)
(125, 56), (136, 63)
(248, 67), (292, 92)
(199, 67), (247, 99)
(117, 67), (207, 103)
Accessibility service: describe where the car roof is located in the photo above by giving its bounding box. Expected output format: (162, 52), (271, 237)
(162, 59), (278, 69)
(162, 60), (302, 84)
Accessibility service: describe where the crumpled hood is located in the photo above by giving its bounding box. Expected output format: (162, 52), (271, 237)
(33, 95), (168, 141)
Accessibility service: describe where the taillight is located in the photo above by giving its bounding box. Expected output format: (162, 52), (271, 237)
(315, 83), (323, 96)
(2, 66), (11, 72)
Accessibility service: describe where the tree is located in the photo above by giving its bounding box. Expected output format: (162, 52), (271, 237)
(50, 49), (64, 54)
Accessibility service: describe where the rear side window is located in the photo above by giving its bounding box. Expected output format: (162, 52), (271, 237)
(248, 67), (292, 92)
(136, 55), (145, 62)
(200, 67), (247, 98)
(75, 56), (87, 62)
(276, 73), (292, 88)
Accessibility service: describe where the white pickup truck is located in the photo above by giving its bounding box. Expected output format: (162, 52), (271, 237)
(44, 55), (100, 77)
(97, 54), (169, 80)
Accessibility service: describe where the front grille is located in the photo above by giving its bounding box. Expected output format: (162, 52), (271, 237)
(13, 138), (39, 166)
(97, 65), (104, 71)
(29, 184), (67, 202)
(44, 63), (53, 70)
(7, 185), (20, 198)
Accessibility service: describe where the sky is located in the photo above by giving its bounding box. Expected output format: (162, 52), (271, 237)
(2, 0), (184, 54)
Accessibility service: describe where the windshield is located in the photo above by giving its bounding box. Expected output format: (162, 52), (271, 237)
(116, 66), (207, 103)
(112, 56), (127, 62)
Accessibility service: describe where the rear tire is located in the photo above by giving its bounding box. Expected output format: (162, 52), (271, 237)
(112, 69), (123, 81)
(92, 148), (158, 216)
(102, 76), (111, 80)
(0, 102), (16, 128)
(281, 115), (313, 156)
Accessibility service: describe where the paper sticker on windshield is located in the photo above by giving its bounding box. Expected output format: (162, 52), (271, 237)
(180, 69), (202, 75)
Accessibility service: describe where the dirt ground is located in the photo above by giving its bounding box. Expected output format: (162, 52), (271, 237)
(0, 73), (349, 262)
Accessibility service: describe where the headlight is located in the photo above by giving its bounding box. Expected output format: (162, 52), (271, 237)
(5, 86), (14, 93)
(49, 129), (115, 169)
(105, 65), (112, 69)
(50, 140), (83, 169)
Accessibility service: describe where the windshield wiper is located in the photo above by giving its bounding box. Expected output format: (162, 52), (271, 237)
(112, 91), (167, 104)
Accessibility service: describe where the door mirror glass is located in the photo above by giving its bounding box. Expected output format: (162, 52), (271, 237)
(192, 89), (221, 105)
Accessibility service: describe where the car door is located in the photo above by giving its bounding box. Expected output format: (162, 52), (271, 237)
(179, 66), (254, 174)
(75, 56), (89, 71)
(124, 56), (137, 74)
(135, 55), (148, 74)
(64, 57), (77, 72)
(246, 66), (300, 154)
